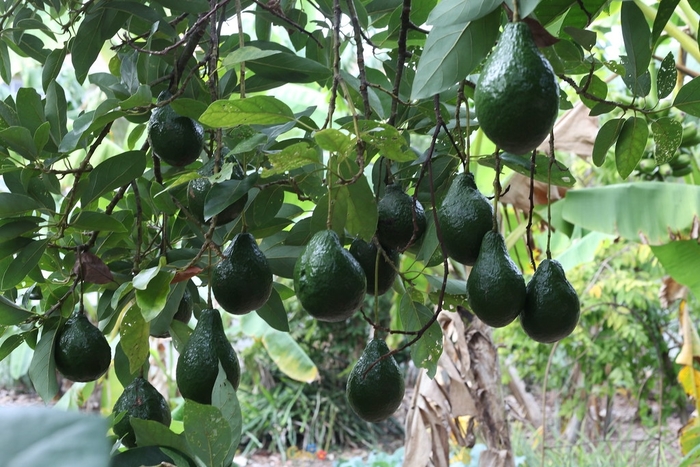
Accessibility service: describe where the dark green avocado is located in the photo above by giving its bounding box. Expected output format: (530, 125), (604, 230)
(293, 230), (366, 322)
(466, 231), (526, 328)
(112, 376), (171, 448)
(148, 91), (204, 166)
(54, 311), (111, 382)
(175, 309), (240, 404)
(376, 184), (426, 250)
(346, 338), (405, 423)
(211, 233), (273, 315)
(474, 21), (559, 155)
(349, 238), (399, 296)
(520, 259), (580, 343)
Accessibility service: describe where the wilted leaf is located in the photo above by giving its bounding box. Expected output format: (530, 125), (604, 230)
(171, 267), (203, 284)
(73, 251), (114, 284)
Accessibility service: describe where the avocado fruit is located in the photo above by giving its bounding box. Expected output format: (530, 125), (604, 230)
(211, 233), (273, 315)
(112, 376), (171, 448)
(376, 184), (426, 250)
(466, 231), (526, 328)
(437, 172), (493, 266)
(474, 21), (559, 155)
(187, 157), (248, 225)
(346, 338), (405, 423)
(54, 311), (111, 382)
(520, 259), (580, 343)
(349, 238), (399, 296)
(176, 308), (240, 404)
(148, 91), (204, 166)
(294, 229), (366, 322)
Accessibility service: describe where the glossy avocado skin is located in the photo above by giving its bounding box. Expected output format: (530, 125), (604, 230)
(212, 233), (273, 315)
(376, 184), (426, 250)
(176, 309), (240, 404)
(437, 173), (493, 266)
(294, 230), (366, 322)
(346, 338), (405, 423)
(349, 238), (399, 296)
(112, 377), (171, 448)
(520, 259), (580, 343)
(54, 313), (111, 382)
(148, 91), (204, 166)
(466, 231), (526, 328)
(474, 22), (559, 155)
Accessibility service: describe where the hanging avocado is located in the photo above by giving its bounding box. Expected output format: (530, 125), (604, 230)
(466, 231), (526, 328)
(376, 184), (426, 250)
(349, 238), (399, 296)
(474, 21), (559, 155)
(437, 172), (493, 266)
(148, 91), (204, 166)
(54, 311), (111, 382)
(112, 377), (171, 448)
(520, 259), (580, 343)
(294, 230), (366, 322)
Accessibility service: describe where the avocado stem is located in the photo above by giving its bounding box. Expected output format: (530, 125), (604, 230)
(492, 152), (502, 232)
(545, 132), (554, 260)
(512, 0), (520, 22)
(526, 149), (537, 270)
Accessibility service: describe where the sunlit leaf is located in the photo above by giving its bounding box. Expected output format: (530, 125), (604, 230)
(199, 96), (294, 128)
(28, 327), (59, 402)
(119, 305), (150, 374)
(651, 117), (682, 164)
(657, 52), (677, 100)
(398, 294), (442, 378)
(651, 241), (700, 301)
(614, 116), (648, 179)
(183, 400), (232, 467)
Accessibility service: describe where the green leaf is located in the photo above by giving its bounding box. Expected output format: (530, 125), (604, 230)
(81, 151), (147, 206)
(261, 328), (319, 383)
(28, 327), (59, 402)
(120, 84), (152, 110)
(204, 174), (258, 221)
(426, 0), (501, 25)
(425, 275), (468, 296)
(674, 76), (700, 116)
(652, 0), (680, 45)
(313, 128), (353, 154)
(132, 418), (185, 451)
(561, 182), (700, 244)
(212, 369), (242, 466)
(71, 6), (127, 83)
(183, 400), (232, 467)
(411, 9), (500, 100)
(592, 118), (624, 167)
(478, 152), (576, 188)
(0, 193), (42, 217)
(0, 334), (23, 362)
(199, 96), (294, 128)
(1, 239), (48, 290)
(578, 74), (607, 109)
(0, 296), (31, 325)
(135, 270), (175, 322)
(17, 87), (45, 135)
(265, 142), (319, 176)
(34, 121), (51, 154)
(615, 116), (648, 179)
(0, 126), (38, 160)
(245, 43), (331, 83)
(564, 26), (596, 51)
(70, 211), (128, 233)
(651, 117), (683, 164)
(42, 47), (67, 92)
(0, 407), (110, 467)
(169, 98), (208, 121)
(503, 0), (540, 19)
(151, 0), (209, 14)
(343, 176), (378, 241)
(132, 265), (160, 290)
(222, 46), (281, 67)
(398, 295), (442, 378)
(621, 1), (651, 80)
(0, 41), (11, 84)
(657, 52), (677, 100)
(651, 240), (700, 300)
(119, 305), (150, 374)
(255, 287), (289, 332)
(356, 121), (416, 162)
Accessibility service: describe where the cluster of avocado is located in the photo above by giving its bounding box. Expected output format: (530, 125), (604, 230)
(636, 150), (695, 180)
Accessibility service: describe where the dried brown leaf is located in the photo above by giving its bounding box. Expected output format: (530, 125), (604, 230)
(72, 251), (114, 284)
(171, 266), (203, 283)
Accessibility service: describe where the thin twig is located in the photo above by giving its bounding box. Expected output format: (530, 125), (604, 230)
(389, 0), (412, 126)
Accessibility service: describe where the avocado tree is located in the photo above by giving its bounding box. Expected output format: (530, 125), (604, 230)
(1, 0), (700, 466)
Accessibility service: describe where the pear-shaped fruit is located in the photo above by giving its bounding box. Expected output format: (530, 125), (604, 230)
(148, 91), (204, 166)
(437, 172), (493, 266)
(520, 259), (580, 343)
(294, 230), (366, 322)
(212, 233), (273, 315)
(346, 338), (405, 423)
(376, 184), (426, 250)
(54, 311), (111, 382)
(176, 309), (240, 404)
(112, 377), (171, 448)
(466, 231), (526, 327)
(474, 21), (559, 155)
(187, 156), (248, 225)
(349, 238), (399, 296)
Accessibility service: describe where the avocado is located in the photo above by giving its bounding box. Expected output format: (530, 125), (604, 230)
(466, 231), (526, 328)
(211, 233), (273, 315)
(520, 259), (580, 343)
(149, 287), (194, 339)
(437, 172), (493, 266)
(349, 238), (399, 296)
(376, 184), (426, 250)
(187, 157), (248, 225)
(112, 376), (171, 448)
(346, 338), (405, 423)
(148, 91), (204, 166)
(293, 230), (366, 322)
(54, 311), (111, 382)
(474, 21), (559, 155)
(175, 309), (240, 404)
